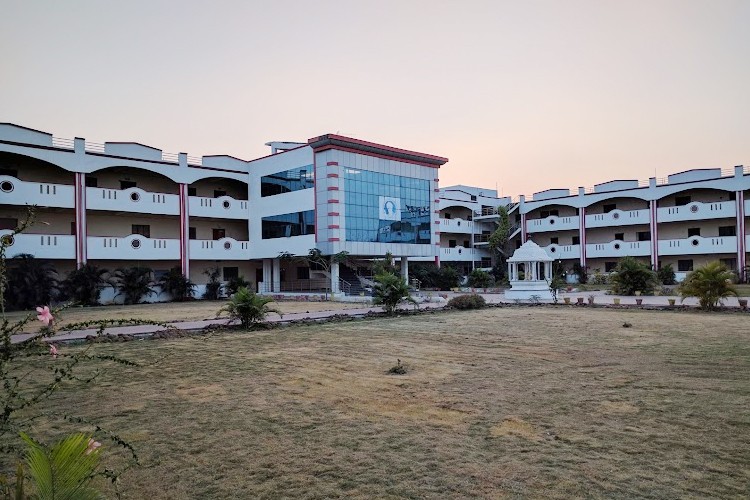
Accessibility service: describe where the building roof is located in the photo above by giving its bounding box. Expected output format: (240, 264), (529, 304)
(307, 134), (448, 167)
(507, 240), (553, 262)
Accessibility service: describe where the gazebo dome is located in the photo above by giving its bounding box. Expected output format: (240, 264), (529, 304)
(507, 240), (553, 263)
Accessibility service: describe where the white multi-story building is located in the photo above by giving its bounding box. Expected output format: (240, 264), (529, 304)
(509, 167), (750, 281)
(0, 123), (447, 298)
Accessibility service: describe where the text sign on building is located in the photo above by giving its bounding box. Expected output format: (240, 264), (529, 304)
(378, 196), (401, 221)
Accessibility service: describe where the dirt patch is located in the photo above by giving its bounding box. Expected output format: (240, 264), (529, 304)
(490, 417), (540, 441)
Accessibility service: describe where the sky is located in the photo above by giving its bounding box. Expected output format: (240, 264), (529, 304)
(1, 0), (748, 197)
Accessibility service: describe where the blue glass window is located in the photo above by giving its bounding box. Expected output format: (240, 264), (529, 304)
(344, 168), (431, 244)
(261, 210), (315, 239)
(261, 165), (314, 197)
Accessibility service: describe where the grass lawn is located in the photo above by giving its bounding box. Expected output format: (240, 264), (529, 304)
(5, 307), (750, 498)
(3, 299), (367, 326)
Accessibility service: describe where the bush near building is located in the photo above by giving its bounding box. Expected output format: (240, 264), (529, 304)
(467, 269), (495, 288)
(447, 294), (487, 310)
(610, 256), (659, 295)
(678, 261), (738, 310)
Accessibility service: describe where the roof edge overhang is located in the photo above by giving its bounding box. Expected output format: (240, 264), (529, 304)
(307, 134), (448, 168)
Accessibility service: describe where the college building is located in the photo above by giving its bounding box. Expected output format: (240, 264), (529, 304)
(0, 123), (446, 299)
(1, 120), (748, 302)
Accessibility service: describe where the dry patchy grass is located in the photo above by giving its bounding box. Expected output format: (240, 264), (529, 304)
(5, 307), (750, 498)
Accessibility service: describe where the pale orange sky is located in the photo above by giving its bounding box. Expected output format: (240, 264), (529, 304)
(1, 0), (748, 196)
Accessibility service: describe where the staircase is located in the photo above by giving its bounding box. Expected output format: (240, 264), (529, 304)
(339, 264), (367, 295)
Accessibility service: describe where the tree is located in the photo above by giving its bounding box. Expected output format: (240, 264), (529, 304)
(157, 267), (196, 301)
(113, 266), (155, 305)
(217, 286), (282, 328)
(679, 261), (738, 310)
(372, 272), (417, 314)
(610, 257), (658, 296)
(467, 269), (494, 288)
(434, 266), (460, 290)
(4, 254), (58, 311)
(279, 249), (352, 297)
(60, 264), (110, 306)
(202, 267), (223, 300)
(488, 204), (514, 282)
(657, 263), (676, 285)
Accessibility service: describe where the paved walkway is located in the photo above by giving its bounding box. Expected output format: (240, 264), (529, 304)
(12, 291), (747, 344)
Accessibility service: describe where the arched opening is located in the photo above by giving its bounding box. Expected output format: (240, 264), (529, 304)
(188, 176), (248, 200)
(86, 165), (179, 194)
(0, 151), (75, 185)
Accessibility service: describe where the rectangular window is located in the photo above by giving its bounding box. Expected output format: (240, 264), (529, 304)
(720, 258), (737, 270)
(213, 190), (226, 198)
(572, 236), (580, 245)
(296, 267), (310, 280)
(540, 209), (559, 218)
(675, 195), (691, 206)
(85, 176), (98, 187)
(637, 231), (651, 241)
(603, 203), (617, 213)
(614, 233), (624, 241)
(120, 180), (137, 190)
(188, 227), (196, 240)
(212, 228), (226, 240)
(687, 228), (701, 237)
(719, 226), (736, 237)
(223, 267), (239, 280)
(70, 221), (76, 235)
(188, 187), (197, 196)
(260, 165), (315, 197)
(132, 224), (150, 237)
(463, 240), (470, 247)
(605, 261), (617, 272)
(261, 210), (315, 239)
(444, 212), (452, 219)
(678, 259), (693, 272)
(550, 237), (559, 244)
(448, 239), (457, 248)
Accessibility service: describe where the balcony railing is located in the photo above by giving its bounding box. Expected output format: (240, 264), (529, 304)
(439, 218), (473, 233)
(189, 238), (250, 260)
(441, 247), (490, 261)
(86, 187), (180, 215)
(0, 176), (75, 209)
(658, 236), (737, 256)
(87, 235), (180, 260)
(473, 233), (492, 244)
(527, 215), (579, 233)
(586, 240), (651, 258)
(188, 196), (249, 220)
(586, 209), (650, 228)
(657, 201), (735, 223)
(0, 231), (75, 259)
(543, 244), (581, 260)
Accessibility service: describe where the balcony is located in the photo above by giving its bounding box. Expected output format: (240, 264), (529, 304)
(86, 187), (179, 215)
(0, 231), (75, 259)
(658, 236), (737, 256)
(439, 218), (473, 234)
(87, 235), (180, 260)
(543, 244), (581, 260)
(0, 176), (74, 209)
(440, 247), (489, 262)
(586, 240), (650, 258)
(189, 238), (251, 260)
(657, 201), (735, 223)
(473, 233), (492, 245)
(586, 209), (649, 228)
(527, 215), (579, 233)
(188, 196), (249, 220)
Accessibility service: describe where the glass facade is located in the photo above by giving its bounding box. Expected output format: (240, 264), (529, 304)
(261, 210), (315, 239)
(344, 168), (431, 244)
(260, 165), (314, 197)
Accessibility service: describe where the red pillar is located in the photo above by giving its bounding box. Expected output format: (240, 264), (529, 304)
(74, 172), (87, 268)
(179, 184), (190, 277)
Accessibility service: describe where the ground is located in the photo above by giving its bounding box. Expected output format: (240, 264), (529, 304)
(6, 307), (750, 498)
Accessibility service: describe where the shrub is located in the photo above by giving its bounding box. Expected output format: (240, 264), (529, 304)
(158, 267), (196, 301)
(447, 294), (486, 310)
(114, 266), (155, 305)
(589, 271), (610, 285)
(202, 267), (223, 300)
(678, 261), (738, 310)
(572, 262), (588, 284)
(434, 266), (460, 290)
(225, 275), (250, 295)
(373, 272), (417, 314)
(657, 263), (676, 285)
(217, 287), (281, 328)
(60, 264), (110, 306)
(467, 269), (495, 288)
(4, 254), (58, 311)
(610, 257), (658, 295)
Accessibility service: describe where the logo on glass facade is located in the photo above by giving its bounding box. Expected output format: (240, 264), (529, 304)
(378, 196), (401, 221)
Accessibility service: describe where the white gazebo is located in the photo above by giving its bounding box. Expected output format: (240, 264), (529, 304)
(505, 240), (554, 300)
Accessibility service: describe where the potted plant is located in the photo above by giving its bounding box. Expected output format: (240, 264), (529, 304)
(613, 298), (621, 305)
(563, 297), (571, 304)
(635, 290), (642, 296)
(576, 297), (584, 304)
(587, 295), (595, 305)
(668, 298), (676, 306)
(739, 298), (748, 309)
(635, 298), (643, 305)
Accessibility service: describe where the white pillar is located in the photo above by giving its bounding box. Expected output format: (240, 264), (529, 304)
(331, 261), (340, 293)
(272, 258), (281, 292)
(401, 257), (409, 284)
(508, 262), (513, 281)
(261, 259), (272, 293)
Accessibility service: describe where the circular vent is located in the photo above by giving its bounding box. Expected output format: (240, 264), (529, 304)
(130, 192), (140, 202)
(222, 200), (231, 210)
(614, 243), (621, 250)
(1, 235), (14, 247)
(690, 204), (699, 213)
(549, 219), (555, 225)
(131, 239), (141, 249)
(0, 180), (14, 193)
(612, 212), (620, 219)
(691, 238), (699, 246)
(223, 241), (231, 250)
(550, 246), (557, 253)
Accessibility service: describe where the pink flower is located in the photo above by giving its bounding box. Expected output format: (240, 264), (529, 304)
(49, 344), (58, 359)
(85, 438), (101, 455)
(36, 306), (53, 326)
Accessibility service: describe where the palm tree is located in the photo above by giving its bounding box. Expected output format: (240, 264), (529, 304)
(679, 261), (738, 310)
(4, 254), (58, 310)
(217, 287), (281, 328)
(113, 266), (155, 304)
